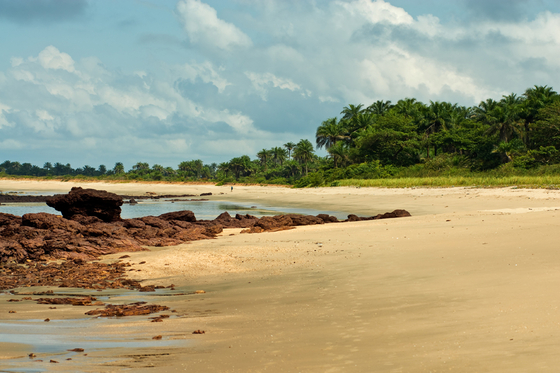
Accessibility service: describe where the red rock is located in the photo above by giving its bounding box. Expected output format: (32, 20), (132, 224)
(46, 187), (123, 222)
(158, 210), (196, 222)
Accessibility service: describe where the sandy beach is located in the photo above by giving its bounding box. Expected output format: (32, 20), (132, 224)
(2, 179), (560, 372)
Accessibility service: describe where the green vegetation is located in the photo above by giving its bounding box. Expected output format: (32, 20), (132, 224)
(2, 85), (560, 188)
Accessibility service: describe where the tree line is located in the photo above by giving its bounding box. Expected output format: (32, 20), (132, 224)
(2, 85), (560, 186)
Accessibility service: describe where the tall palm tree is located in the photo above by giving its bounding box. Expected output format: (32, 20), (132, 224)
(340, 104), (364, 120)
(344, 112), (376, 145)
(293, 139), (315, 176)
(316, 117), (348, 149)
(476, 95), (524, 144)
(522, 85), (558, 147)
(217, 162), (230, 178)
(284, 142), (296, 159)
(113, 162), (125, 174)
(271, 147), (287, 166)
(423, 101), (455, 157)
(366, 100), (393, 115)
(229, 155), (252, 180)
(257, 149), (273, 171)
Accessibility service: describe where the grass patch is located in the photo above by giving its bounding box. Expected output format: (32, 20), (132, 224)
(335, 175), (560, 189)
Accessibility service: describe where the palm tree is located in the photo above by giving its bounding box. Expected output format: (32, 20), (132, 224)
(132, 162), (149, 171)
(283, 160), (300, 178)
(217, 162), (230, 178)
(340, 104), (364, 120)
(113, 162), (125, 174)
(293, 139), (315, 176)
(284, 142), (296, 159)
(82, 165), (96, 176)
(152, 164), (165, 173)
(422, 101), (455, 157)
(366, 100), (393, 115)
(476, 95), (524, 144)
(257, 149), (273, 171)
(316, 117), (348, 149)
(327, 141), (349, 168)
(344, 112), (376, 145)
(522, 85), (558, 147)
(271, 147), (287, 166)
(229, 155), (252, 180)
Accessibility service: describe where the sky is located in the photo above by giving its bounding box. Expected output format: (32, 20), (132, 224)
(1, 0), (560, 170)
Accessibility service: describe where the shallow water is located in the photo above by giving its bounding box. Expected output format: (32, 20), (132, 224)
(0, 317), (185, 372)
(0, 196), (347, 220)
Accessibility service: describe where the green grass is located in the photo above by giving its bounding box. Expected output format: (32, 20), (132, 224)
(334, 175), (560, 189)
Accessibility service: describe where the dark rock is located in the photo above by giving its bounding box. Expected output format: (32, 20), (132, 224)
(256, 215), (293, 230)
(316, 214), (338, 223)
(138, 216), (171, 229)
(347, 214), (361, 222)
(0, 213), (21, 227)
(204, 224), (223, 235)
(374, 209), (412, 219)
(158, 210), (196, 222)
(285, 214), (324, 226)
(200, 192), (212, 196)
(46, 187), (123, 222)
(22, 213), (81, 232)
(123, 219), (146, 229)
(85, 302), (169, 317)
(70, 215), (104, 225)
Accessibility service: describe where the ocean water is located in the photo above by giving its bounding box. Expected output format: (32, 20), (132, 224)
(0, 197), (347, 220)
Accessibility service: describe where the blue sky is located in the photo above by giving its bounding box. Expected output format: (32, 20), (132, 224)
(1, 0), (560, 170)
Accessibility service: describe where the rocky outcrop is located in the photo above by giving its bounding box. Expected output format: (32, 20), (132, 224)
(0, 211), (221, 263)
(0, 188), (411, 264)
(46, 187), (123, 222)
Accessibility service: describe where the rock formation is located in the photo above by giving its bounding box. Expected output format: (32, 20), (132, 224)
(0, 188), (411, 264)
(46, 187), (123, 222)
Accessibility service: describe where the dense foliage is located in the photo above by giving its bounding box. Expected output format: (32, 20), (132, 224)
(2, 85), (560, 187)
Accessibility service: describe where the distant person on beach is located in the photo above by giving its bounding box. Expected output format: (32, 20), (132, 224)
(231, 186), (233, 192)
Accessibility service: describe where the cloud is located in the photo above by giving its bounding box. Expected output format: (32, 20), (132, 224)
(177, 61), (231, 93)
(337, 0), (413, 25)
(0, 102), (13, 128)
(245, 72), (302, 101)
(35, 46), (76, 73)
(2, 0), (560, 168)
(176, 0), (252, 50)
(0, 45), (275, 166)
(0, 0), (88, 24)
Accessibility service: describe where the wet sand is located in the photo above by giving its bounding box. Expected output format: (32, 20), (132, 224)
(2, 179), (560, 371)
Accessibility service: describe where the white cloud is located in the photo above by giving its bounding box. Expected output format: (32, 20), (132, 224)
(336, 0), (413, 26)
(10, 57), (23, 67)
(0, 102), (13, 128)
(179, 61), (231, 92)
(35, 45), (76, 72)
(202, 108), (257, 134)
(176, 0), (252, 50)
(245, 72), (302, 101)
(3, 1), (560, 167)
(36, 110), (54, 121)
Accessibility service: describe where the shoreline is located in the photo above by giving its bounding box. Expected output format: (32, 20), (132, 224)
(3, 180), (560, 371)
